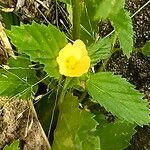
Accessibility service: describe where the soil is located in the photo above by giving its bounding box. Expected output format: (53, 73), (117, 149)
(0, 0), (70, 31)
(0, 98), (49, 150)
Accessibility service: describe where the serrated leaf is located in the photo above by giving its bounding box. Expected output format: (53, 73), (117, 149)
(142, 40), (150, 56)
(76, 111), (101, 150)
(52, 93), (100, 150)
(6, 21), (68, 78)
(109, 9), (133, 57)
(3, 139), (20, 150)
(87, 72), (150, 125)
(95, 114), (136, 150)
(88, 37), (111, 66)
(0, 55), (38, 99)
(93, 0), (133, 57)
(95, 0), (125, 20)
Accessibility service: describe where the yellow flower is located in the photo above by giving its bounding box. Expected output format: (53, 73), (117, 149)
(56, 39), (90, 77)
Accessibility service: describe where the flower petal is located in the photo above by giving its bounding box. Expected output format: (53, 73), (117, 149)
(74, 56), (91, 76)
(56, 39), (90, 77)
(73, 39), (88, 56)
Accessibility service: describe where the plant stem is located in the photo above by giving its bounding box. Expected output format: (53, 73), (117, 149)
(58, 77), (71, 107)
(71, 0), (81, 40)
(79, 91), (87, 103)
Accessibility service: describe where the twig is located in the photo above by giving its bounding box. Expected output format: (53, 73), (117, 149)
(15, 0), (25, 10)
(0, 22), (14, 57)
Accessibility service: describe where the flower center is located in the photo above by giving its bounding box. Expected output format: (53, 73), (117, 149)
(65, 56), (78, 70)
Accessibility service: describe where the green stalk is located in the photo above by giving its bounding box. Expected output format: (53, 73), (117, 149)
(58, 77), (72, 107)
(71, 0), (81, 40)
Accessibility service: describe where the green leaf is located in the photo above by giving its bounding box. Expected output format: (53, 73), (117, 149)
(95, 114), (136, 150)
(95, 0), (125, 19)
(76, 111), (101, 150)
(109, 9), (133, 57)
(52, 93), (80, 150)
(3, 140), (20, 150)
(87, 72), (150, 125)
(80, 0), (99, 45)
(92, 0), (133, 57)
(142, 40), (150, 56)
(6, 21), (68, 78)
(0, 55), (38, 99)
(88, 37), (111, 66)
(52, 93), (100, 150)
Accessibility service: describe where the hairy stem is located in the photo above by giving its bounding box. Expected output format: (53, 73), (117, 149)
(71, 0), (81, 40)
(58, 77), (72, 107)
